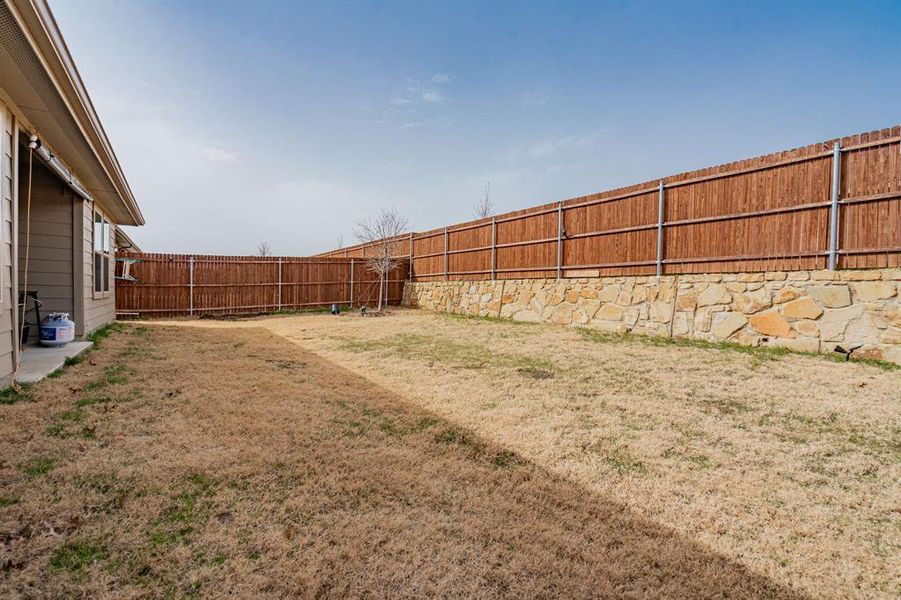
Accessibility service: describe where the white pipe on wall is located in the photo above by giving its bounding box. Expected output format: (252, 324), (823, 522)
(32, 139), (94, 202)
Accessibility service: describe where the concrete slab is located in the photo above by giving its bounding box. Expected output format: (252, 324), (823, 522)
(18, 341), (93, 384)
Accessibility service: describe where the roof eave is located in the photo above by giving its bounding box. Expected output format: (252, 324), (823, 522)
(8, 0), (144, 226)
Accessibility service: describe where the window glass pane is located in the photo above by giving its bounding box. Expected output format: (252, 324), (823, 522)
(103, 221), (111, 252)
(102, 256), (110, 292)
(94, 211), (103, 252)
(94, 253), (102, 292)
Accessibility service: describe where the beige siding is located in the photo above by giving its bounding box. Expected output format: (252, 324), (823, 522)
(0, 103), (16, 385)
(18, 161), (74, 340)
(78, 200), (115, 336)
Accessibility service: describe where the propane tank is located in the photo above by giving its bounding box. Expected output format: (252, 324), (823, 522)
(39, 313), (76, 347)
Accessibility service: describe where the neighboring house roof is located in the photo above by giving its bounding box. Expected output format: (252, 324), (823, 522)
(114, 226), (141, 252)
(0, 0), (143, 226)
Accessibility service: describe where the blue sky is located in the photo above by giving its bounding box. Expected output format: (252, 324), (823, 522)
(50, 1), (901, 255)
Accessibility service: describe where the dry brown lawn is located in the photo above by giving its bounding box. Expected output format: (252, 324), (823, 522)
(0, 309), (898, 598)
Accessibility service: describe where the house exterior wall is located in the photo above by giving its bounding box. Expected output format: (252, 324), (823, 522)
(17, 161), (74, 340)
(0, 101), (17, 386)
(77, 199), (115, 336)
(404, 269), (901, 365)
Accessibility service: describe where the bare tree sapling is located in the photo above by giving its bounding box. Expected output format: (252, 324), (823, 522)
(474, 181), (493, 219)
(354, 207), (408, 311)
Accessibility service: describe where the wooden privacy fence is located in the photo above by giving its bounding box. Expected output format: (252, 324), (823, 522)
(115, 253), (408, 318)
(320, 127), (901, 280)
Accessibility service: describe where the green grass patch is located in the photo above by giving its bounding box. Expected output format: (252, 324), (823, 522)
(103, 364), (129, 385)
(45, 409), (95, 439)
(131, 325), (151, 337)
(0, 495), (17, 508)
(50, 539), (108, 573)
(59, 410), (85, 422)
(75, 395), (113, 409)
(87, 322), (124, 347)
(46, 422), (68, 438)
(19, 456), (55, 477)
(378, 418), (402, 437)
(64, 354), (85, 367)
(411, 416), (439, 432)
(0, 384), (31, 405)
(75, 473), (120, 495)
(434, 427), (486, 454)
(604, 448), (648, 476)
(149, 473), (218, 547)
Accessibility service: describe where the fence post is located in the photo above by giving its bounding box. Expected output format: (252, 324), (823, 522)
(277, 258), (282, 310)
(556, 202), (563, 279)
(408, 232), (413, 281)
(188, 256), (194, 316)
(444, 226), (449, 281)
(490, 216), (496, 281)
(349, 258), (354, 307)
(828, 142), (842, 270)
(656, 180), (665, 278)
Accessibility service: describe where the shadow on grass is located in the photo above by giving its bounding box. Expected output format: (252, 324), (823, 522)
(173, 326), (803, 597)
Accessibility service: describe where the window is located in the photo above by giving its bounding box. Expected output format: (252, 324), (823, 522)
(93, 207), (111, 295)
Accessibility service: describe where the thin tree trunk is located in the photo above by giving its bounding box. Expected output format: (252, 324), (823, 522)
(377, 272), (384, 311)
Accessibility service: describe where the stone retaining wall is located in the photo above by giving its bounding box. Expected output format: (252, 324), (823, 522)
(403, 269), (901, 364)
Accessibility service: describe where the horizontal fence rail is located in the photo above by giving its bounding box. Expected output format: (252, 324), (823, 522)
(318, 127), (901, 280)
(116, 253), (408, 318)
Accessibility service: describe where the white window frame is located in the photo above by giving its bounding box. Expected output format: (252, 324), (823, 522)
(93, 205), (111, 299)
